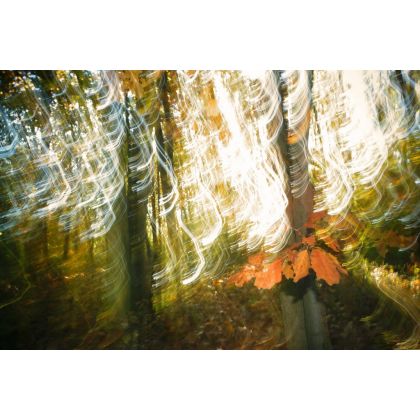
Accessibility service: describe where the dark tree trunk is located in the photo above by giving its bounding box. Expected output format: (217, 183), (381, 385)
(124, 92), (152, 313)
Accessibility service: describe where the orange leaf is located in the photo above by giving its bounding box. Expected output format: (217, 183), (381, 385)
(304, 210), (328, 229)
(309, 247), (342, 285)
(302, 235), (316, 247)
(282, 260), (294, 280)
(322, 236), (340, 252)
(289, 242), (300, 250)
(254, 259), (283, 289)
(230, 265), (255, 287)
(286, 249), (298, 263)
(293, 249), (310, 282)
(322, 251), (348, 275)
(248, 253), (265, 267)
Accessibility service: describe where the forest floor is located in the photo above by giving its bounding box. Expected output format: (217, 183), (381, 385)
(1, 263), (416, 349)
(108, 276), (417, 350)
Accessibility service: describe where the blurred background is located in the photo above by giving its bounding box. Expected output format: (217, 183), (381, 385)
(0, 70), (418, 349)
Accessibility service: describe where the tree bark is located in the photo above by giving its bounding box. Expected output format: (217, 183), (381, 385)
(277, 71), (331, 349)
(124, 92), (152, 313)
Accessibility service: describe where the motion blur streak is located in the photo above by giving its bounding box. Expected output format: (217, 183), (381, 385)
(143, 71), (291, 286)
(0, 71), (418, 308)
(0, 71), (125, 239)
(309, 71), (419, 227)
(307, 71), (420, 345)
(282, 70), (312, 198)
(0, 71), (129, 330)
(308, 71), (419, 259)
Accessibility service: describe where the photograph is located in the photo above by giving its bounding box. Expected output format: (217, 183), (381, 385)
(1, 2), (419, 418)
(1, 70), (418, 350)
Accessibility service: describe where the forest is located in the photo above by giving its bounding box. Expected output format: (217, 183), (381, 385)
(0, 70), (419, 349)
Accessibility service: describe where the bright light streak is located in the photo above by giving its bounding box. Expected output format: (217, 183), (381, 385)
(2, 70), (418, 292)
(282, 70), (312, 198)
(308, 71), (419, 229)
(153, 70), (292, 285)
(0, 71), (126, 240)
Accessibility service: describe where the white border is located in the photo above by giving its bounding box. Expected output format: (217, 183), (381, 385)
(1, 2), (419, 419)
(1, 0), (419, 69)
(1, 350), (418, 420)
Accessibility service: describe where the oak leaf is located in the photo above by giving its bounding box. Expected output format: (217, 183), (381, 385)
(230, 265), (255, 287)
(324, 252), (348, 275)
(322, 236), (340, 252)
(286, 249), (298, 263)
(309, 247), (344, 285)
(304, 210), (328, 229)
(293, 249), (310, 282)
(282, 260), (294, 280)
(254, 259), (283, 289)
(302, 235), (316, 247)
(248, 253), (265, 267)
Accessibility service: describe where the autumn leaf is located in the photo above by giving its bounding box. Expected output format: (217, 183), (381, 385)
(293, 249), (310, 282)
(286, 249), (298, 263)
(282, 260), (294, 280)
(319, 235), (340, 252)
(248, 253), (265, 267)
(302, 235), (316, 247)
(288, 242), (301, 251)
(231, 257), (283, 290)
(254, 259), (283, 289)
(324, 251), (348, 275)
(230, 265), (255, 287)
(309, 247), (345, 285)
(280, 249), (298, 280)
(304, 210), (328, 229)
(232, 237), (347, 289)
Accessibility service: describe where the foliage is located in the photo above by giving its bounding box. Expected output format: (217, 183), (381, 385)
(229, 211), (349, 289)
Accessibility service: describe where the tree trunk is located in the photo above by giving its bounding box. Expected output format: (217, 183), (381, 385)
(124, 92), (152, 312)
(277, 71), (331, 349)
